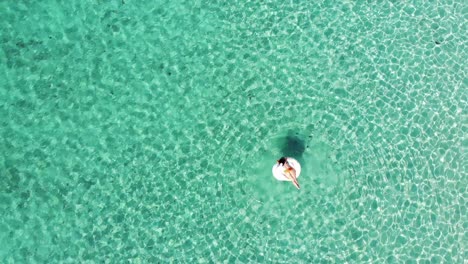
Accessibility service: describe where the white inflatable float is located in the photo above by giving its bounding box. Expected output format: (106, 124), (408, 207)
(272, 157), (301, 181)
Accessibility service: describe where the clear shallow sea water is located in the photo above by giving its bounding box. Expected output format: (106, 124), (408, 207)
(1, 0), (466, 263)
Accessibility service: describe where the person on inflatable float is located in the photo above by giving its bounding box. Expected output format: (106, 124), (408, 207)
(277, 157), (300, 189)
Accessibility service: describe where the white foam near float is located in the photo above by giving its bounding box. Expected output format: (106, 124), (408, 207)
(272, 157), (301, 181)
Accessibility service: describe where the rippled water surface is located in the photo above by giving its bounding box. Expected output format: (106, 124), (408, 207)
(1, 0), (466, 262)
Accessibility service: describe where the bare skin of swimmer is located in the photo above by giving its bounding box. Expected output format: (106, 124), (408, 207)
(278, 157), (300, 189)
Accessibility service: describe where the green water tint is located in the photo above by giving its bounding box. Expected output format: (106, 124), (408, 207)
(1, 0), (465, 262)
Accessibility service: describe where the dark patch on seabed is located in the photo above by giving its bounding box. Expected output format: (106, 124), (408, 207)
(281, 131), (306, 159)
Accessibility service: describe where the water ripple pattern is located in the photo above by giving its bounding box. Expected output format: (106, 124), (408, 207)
(0, 0), (466, 263)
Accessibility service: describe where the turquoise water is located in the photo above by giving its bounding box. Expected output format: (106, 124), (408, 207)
(1, 0), (466, 262)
